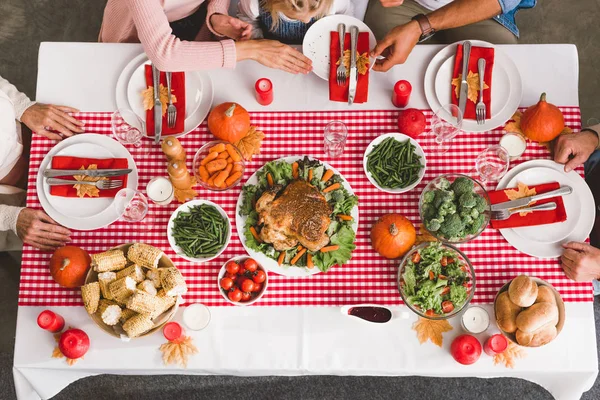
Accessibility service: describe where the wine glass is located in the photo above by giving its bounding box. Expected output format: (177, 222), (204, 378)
(111, 109), (145, 148)
(431, 104), (463, 153)
(475, 145), (510, 182)
(114, 188), (149, 222)
(324, 121), (348, 158)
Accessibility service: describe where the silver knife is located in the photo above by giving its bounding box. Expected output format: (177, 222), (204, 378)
(458, 41), (472, 115)
(152, 64), (162, 145)
(490, 186), (573, 211)
(348, 26), (359, 106)
(43, 168), (132, 178)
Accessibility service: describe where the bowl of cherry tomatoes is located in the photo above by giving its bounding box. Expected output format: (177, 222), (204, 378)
(218, 256), (268, 306)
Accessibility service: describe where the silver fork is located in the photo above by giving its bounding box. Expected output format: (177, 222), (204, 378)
(166, 72), (177, 128)
(46, 178), (123, 190)
(336, 23), (347, 86)
(491, 202), (557, 221)
(476, 58), (486, 125)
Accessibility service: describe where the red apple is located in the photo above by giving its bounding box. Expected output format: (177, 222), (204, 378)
(397, 108), (426, 138)
(450, 334), (482, 365)
(59, 328), (90, 359)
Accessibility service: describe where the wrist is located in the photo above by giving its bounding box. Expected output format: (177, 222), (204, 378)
(235, 41), (256, 62)
(581, 128), (600, 150)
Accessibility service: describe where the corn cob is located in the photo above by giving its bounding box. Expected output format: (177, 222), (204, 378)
(122, 313), (154, 338)
(160, 267), (188, 296)
(81, 282), (100, 314)
(96, 299), (122, 326)
(145, 269), (162, 288)
(109, 276), (137, 303)
(127, 243), (163, 269)
(151, 290), (177, 319)
(137, 280), (157, 296)
(116, 264), (145, 283)
(119, 308), (138, 325)
(98, 271), (117, 300)
(126, 290), (162, 314)
(92, 249), (128, 272)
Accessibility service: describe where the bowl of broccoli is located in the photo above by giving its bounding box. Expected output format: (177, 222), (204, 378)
(419, 174), (491, 243)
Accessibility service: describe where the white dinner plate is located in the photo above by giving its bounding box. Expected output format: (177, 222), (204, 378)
(115, 53), (214, 137)
(235, 156), (359, 277)
(36, 134), (139, 231)
(424, 40), (522, 133)
(505, 167), (580, 244)
(496, 160), (595, 258)
(302, 15), (377, 81)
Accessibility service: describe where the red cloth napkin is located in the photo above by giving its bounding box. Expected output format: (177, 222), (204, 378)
(144, 65), (185, 136)
(329, 31), (369, 103)
(489, 182), (567, 229)
(49, 156), (129, 198)
(451, 44), (494, 120)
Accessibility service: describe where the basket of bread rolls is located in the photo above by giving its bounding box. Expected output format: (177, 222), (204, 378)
(494, 275), (565, 347)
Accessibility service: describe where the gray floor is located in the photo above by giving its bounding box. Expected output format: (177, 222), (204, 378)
(1, 0), (599, 399)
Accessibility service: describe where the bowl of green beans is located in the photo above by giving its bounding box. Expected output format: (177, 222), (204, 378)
(167, 200), (231, 263)
(363, 133), (427, 193)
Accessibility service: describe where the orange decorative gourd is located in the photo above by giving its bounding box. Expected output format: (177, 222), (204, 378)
(370, 214), (416, 259)
(49, 246), (91, 288)
(520, 93), (565, 143)
(208, 102), (250, 143)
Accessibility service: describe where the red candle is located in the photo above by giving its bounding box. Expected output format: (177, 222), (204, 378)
(163, 322), (184, 342)
(37, 310), (65, 333)
(484, 334), (508, 356)
(392, 80), (412, 108)
(255, 78), (273, 106)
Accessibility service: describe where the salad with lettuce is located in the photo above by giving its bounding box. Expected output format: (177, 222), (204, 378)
(400, 242), (472, 316)
(239, 157), (359, 272)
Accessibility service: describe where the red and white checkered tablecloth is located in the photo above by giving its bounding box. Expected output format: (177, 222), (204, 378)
(18, 108), (593, 306)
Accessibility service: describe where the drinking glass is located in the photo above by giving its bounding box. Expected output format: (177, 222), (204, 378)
(111, 109), (145, 148)
(324, 121), (348, 158)
(114, 188), (149, 222)
(475, 145), (510, 182)
(431, 104), (463, 153)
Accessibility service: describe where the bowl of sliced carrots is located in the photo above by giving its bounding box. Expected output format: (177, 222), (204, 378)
(193, 141), (245, 191)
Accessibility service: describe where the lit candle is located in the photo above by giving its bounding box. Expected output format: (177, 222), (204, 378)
(499, 133), (527, 160)
(255, 78), (273, 106)
(163, 321), (185, 342)
(146, 177), (174, 205)
(392, 80), (412, 108)
(484, 334), (508, 356)
(37, 310), (65, 333)
(461, 306), (490, 334)
(182, 303), (211, 331)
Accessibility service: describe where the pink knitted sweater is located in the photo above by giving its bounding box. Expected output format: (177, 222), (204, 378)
(99, 0), (236, 71)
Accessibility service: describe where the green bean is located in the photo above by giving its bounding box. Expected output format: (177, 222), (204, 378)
(171, 204), (229, 258)
(366, 137), (423, 189)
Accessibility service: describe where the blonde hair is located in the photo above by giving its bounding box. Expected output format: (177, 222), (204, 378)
(261, 0), (334, 31)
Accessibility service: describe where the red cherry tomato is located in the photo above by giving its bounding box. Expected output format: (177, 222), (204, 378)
(241, 292), (252, 302)
(228, 289), (243, 302)
(241, 279), (255, 293)
(252, 282), (262, 293)
(244, 258), (258, 272)
(440, 286), (451, 296)
(238, 266), (247, 276)
(442, 301), (455, 313)
(425, 309), (435, 317)
(225, 261), (240, 274)
(253, 270), (266, 284)
(225, 272), (237, 281)
(220, 277), (234, 290)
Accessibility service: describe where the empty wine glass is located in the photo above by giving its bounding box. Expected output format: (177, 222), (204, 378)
(475, 145), (510, 182)
(324, 121), (348, 157)
(431, 104), (463, 153)
(111, 109), (145, 147)
(114, 188), (149, 222)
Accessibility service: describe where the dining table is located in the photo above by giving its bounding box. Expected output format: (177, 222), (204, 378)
(12, 41), (597, 400)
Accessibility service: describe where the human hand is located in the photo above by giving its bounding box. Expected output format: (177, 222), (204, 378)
(210, 14), (252, 40)
(237, 40), (312, 74)
(560, 242), (600, 282)
(16, 208), (71, 251)
(21, 103), (85, 141)
(379, 0), (405, 7)
(370, 20), (421, 72)
(553, 131), (599, 172)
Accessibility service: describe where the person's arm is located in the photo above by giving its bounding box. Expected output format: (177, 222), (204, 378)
(237, 0), (264, 39)
(205, 0), (232, 37)
(0, 75), (35, 120)
(553, 124), (600, 172)
(561, 242), (600, 282)
(0, 204), (23, 237)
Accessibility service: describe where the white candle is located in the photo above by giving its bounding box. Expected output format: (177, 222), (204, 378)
(461, 306), (490, 334)
(499, 133), (527, 160)
(183, 303), (211, 331)
(146, 177), (174, 205)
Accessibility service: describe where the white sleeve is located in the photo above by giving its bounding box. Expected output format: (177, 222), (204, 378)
(329, 0), (354, 16)
(0, 204), (23, 236)
(237, 0), (264, 39)
(0, 74), (35, 121)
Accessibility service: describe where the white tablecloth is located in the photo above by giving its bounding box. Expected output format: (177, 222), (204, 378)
(14, 42), (596, 400)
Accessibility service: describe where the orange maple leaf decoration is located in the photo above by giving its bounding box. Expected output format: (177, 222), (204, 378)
(159, 336), (198, 368)
(51, 329), (81, 366)
(141, 84), (177, 116)
(451, 71), (489, 104)
(73, 164), (108, 198)
(174, 187), (197, 204)
(234, 126), (266, 161)
(412, 317), (453, 347)
(504, 182), (537, 216)
(493, 341), (526, 368)
(415, 223), (439, 245)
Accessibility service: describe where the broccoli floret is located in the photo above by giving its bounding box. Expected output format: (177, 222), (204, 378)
(423, 190), (436, 203)
(435, 177), (451, 190)
(451, 177), (474, 196)
(439, 201), (457, 216)
(425, 218), (443, 232)
(466, 214), (486, 235)
(422, 203), (436, 220)
(433, 189), (455, 208)
(470, 208), (480, 219)
(474, 195), (488, 213)
(458, 192), (477, 208)
(439, 214), (465, 238)
(462, 215), (474, 225)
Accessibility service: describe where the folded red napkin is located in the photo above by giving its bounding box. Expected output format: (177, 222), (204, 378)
(49, 156), (129, 198)
(489, 182), (567, 229)
(144, 65), (185, 136)
(329, 31), (369, 103)
(451, 44), (494, 120)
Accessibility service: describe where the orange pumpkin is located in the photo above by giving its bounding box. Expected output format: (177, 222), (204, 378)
(49, 246), (91, 288)
(208, 102), (250, 143)
(520, 92), (565, 143)
(371, 214), (416, 259)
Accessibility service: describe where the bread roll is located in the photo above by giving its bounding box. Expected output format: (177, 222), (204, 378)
(508, 275), (538, 307)
(516, 323), (557, 347)
(516, 302), (559, 333)
(535, 285), (556, 306)
(495, 291), (521, 333)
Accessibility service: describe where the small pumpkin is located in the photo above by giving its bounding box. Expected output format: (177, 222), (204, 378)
(49, 246), (91, 288)
(371, 214), (416, 259)
(208, 102), (251, 143)
(520, 92), (565, 143)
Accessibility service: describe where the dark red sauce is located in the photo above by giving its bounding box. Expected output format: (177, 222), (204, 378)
(348, 307), (392, 323)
